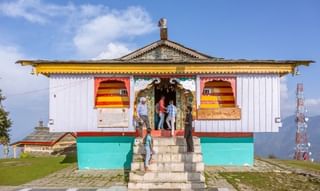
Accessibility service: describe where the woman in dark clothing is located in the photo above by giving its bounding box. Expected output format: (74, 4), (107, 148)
(184, 106), (194, 152)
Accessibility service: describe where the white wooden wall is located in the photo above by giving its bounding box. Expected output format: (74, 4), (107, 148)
(49, 75), (135, 132)
(49, 74), (281, 133)
(195, 74), (281, 132)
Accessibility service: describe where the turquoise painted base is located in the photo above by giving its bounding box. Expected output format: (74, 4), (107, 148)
(200, 137), (254, 166)
(77, 136), (134, 170)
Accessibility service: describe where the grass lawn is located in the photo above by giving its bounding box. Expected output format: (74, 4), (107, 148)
(273, 159), (320, 172)
(0, 156), (76, 186)
(220, 172), (320, 191)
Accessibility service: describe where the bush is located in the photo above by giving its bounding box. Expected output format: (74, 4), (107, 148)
(20, 152), (32, 159)
(268, 154), (277, 159)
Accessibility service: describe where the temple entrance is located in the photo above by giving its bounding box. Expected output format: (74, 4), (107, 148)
(134, 77), (196, 137)
(154, 78), (177, 130)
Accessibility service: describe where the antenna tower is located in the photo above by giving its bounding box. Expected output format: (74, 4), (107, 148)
(294, 83), (311, 160)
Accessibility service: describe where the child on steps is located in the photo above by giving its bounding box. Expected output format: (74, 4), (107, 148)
(143, 128), (153, 171)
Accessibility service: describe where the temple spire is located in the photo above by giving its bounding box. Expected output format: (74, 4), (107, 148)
(158, 18), (168, 40)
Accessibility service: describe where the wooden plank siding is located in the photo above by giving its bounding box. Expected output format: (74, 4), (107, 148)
(195, 74), (281, 133)
(49, 75), (135, 132)
(48, 74), (281, 133)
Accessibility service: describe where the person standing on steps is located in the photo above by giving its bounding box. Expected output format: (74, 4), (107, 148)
(184, 105), (194, 152)
(143, 128), (153, 172)
(155, 101), (160, 130)
(166, 100), (177, 136)
(158, 96), (166, 130)
(137, 97), (150, 137)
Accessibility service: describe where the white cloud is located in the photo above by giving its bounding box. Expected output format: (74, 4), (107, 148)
(280, 77), (289, 100)
(280, 77), (320, 117)
(0, 0), (75, 24)
(94, 42), (131, 59)
(0, 1), (155, 59)
(305, 98), (320, 116)
(73, 6), (155, 58)
(280, 77), (295, 117)
(0, 44), (48, 99)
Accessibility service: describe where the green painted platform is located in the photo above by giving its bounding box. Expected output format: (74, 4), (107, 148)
(76, 136), (253, 169)
(77, 136), (135, 170)
(200, 137), (254, 166)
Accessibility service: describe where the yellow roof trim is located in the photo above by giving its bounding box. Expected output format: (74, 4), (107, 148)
(29, 63), (296, 75)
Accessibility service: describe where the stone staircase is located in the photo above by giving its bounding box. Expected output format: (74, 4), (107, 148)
(128, 137), (206, 191)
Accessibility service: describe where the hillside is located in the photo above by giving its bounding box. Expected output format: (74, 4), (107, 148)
(255, 115), (320, 161)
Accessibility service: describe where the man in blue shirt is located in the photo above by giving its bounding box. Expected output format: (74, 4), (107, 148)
(137, 97), (150, 132)
(166, 100), (177, 136)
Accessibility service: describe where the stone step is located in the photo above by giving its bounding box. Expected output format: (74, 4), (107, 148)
(134, 137), (201, 146)
(133, 145), (201, 154)
(129, 189), (205, 191)
(129, 171), (205, 183)
(131, 161), (204, 172)
(133, 153), (203, 163)
(128, 181), (206, 190)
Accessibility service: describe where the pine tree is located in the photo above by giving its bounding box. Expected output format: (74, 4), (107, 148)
(0, 89), (12, 158)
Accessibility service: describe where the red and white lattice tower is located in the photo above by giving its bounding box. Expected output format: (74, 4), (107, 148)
(294, 83), (310, 160)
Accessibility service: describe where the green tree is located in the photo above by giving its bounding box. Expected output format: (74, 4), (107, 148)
(0, 89), (12, 158)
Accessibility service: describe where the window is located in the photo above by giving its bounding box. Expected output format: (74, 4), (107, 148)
(203, 88), (212, 95)
(200, 80), (235, 109)
(120, 89), (128, 96)
(95, 80), (129, 108)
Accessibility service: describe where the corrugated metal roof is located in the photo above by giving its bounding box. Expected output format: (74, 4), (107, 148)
(21, 127), (65, 142)
(11, 126), (72, 146)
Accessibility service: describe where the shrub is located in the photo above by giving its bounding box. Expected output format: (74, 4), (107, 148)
(20, 152), (32, 159)
(268, 154), (277, 159)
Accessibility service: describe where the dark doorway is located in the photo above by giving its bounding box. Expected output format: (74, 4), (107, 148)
(154, 78), (176, 130)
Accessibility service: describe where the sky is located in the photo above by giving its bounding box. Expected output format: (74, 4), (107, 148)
(0, 0), (319, 156)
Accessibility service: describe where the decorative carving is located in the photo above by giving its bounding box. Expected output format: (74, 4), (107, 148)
(175, 78), (196, 92)
(134, 78), (160, 92)
(197, 107), (241, 120)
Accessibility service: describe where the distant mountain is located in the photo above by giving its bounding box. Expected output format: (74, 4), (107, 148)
(255, 115), (320, 161)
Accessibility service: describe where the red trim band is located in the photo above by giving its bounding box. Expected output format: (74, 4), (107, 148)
(76, 131), (253, 138)
(76, 132), (137, 137)
(202, 93), (234, 96)
(17, 141), (54, 146)
(193, 132), (253, 137)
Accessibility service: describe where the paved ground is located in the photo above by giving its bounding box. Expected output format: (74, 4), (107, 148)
(23, 164), (129, 188)
(1, 188), (228, 191)
(1, 158), (305, 191)
(204, 159), (285, 191)
(0, 188), (127, 191)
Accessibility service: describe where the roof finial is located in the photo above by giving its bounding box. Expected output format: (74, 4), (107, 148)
(158, 18), (168, 40)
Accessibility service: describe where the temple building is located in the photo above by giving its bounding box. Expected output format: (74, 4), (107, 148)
(10, 121), (76, 158)
(17, 19), (312, 169)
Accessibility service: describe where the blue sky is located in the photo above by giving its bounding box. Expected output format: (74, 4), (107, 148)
(0, 0), (319, 156)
